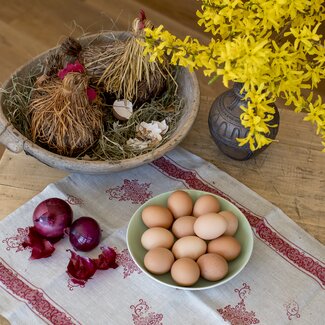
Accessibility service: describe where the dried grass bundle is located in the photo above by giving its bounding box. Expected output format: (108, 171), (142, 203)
(82, 40), (125, 81)
(97, 16), (167, 103)
(29, 73), (103, 157)
(43, 51), (64, 77)
(60, 37), (124, 83)
(60, 12), (168, 104)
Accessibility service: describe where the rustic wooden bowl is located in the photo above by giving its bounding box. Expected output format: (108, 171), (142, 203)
(0, 32), (200, 174)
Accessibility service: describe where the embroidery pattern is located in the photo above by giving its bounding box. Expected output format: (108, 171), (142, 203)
(0, 258), (79, 324)
(217, 283), (260, 325)
(67, 278), (85, 291)
(116, 248), (142, 279)
(130, 299), (163, 325)
(66, 195), (83, 206)
(106, 179), (152, 204)
(2, 227), (29, 252)
(284, 301), (301, 320)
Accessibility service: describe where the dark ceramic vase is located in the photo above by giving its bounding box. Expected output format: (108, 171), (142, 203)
(208, 83), (280, 160)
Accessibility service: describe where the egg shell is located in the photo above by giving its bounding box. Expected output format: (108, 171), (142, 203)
(167, 190), (193, 218)
(207, 235), (241, 261)
(197, 253), (228, 281)
(141, 227), (175, 250)
(172, 216), (197, 238)
(193, 213), (228, 240)
(171, 257), (200, 286)
(144, 247), (175, 275)
(193, 194), (221, 217)
(141, 205), (174, 229)
(218, 211), (239, 236)
(172, 235), (207, 260)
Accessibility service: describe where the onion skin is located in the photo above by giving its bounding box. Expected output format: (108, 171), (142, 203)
(66, 247), (118, 284)
(66, 250), (97, 284)
(94, 247), (118, 270)
(22, 227), (55, 259)
(33, 198), (73, 239)
(69, 216), (101, 252)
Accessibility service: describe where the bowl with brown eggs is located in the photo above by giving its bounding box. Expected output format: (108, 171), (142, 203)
(126, 189), (254, 290)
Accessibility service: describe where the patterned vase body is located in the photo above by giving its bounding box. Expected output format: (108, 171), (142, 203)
(208, 83), (280, 160)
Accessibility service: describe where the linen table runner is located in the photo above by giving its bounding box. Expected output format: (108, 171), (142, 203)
(0, 147), (324, 325)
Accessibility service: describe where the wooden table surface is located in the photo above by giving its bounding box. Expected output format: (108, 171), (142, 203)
(1, 0), (324, 239)
(0, 3), (324, 322)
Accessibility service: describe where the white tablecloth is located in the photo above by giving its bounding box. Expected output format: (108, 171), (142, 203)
(0, 147), (324, 325)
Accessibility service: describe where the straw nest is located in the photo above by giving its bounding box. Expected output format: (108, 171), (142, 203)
(3, 63), (183, 160)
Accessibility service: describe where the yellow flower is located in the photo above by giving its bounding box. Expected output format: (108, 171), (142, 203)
(303, 64), (323, 88)
(144, 0), (325, 151)
(303, 95), (325, 134)
(285, 24), (322, 51)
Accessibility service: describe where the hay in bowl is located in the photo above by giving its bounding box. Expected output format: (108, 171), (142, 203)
(0, 32), (200, 174)
(126, 189), (254, 291)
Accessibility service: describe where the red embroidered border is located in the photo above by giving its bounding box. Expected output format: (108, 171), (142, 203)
(151, 156), (325, 289)
(0, 258), (79, 324)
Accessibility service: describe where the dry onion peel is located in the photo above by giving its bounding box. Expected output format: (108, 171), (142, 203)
(66, 247), (118, 284)
(66, 250), (97, 285)
(22, 227), (56, 260)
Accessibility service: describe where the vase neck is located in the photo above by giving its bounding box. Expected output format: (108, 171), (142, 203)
(233, 82), (246, 99)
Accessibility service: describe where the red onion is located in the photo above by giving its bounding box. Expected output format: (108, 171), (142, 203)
(33, 198), (73, 238)
(69, 216), (101, 252)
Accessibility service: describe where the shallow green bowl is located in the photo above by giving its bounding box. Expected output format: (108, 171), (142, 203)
(126, 189), (254, 290)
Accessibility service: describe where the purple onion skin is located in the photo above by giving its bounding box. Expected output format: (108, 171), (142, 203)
(69, 217), (101, 252)
(33, 198), (73, 239)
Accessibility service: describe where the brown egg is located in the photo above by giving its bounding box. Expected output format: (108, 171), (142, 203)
(193, 213), (227, 240)
(141, 227), (174, 250)
(167, 190), (193, 218)
(193, 194), (221, 217)
(197, 253), (228, 281)
(218, 211), (239, 236)
(141, 205), (174, 229)
(172, 216), (197, 238)
(171, 257), (200, 286)
(207, 235), (241, 261)
(144, 247), (175, 275)
(172, 236), (207, 260)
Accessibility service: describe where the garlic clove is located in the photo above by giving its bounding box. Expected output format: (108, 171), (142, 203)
(112, 99), (133, 121)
